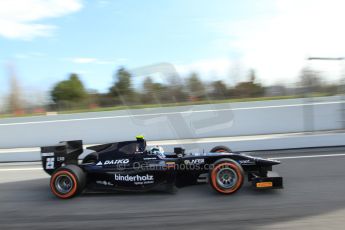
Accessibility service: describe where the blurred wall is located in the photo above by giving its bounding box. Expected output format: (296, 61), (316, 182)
(0, 96), (343, 148)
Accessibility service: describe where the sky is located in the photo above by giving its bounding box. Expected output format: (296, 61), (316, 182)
(1, 0), (345, 100)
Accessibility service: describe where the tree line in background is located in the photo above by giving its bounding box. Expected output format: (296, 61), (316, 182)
(49, 66), (342, 111)
(49, 67), (269, 110)
(4, 65), (342, 114)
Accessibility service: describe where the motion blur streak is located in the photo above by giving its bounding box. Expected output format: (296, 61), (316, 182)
(0, 100), (343, 126)
(271, 153), (345, 160)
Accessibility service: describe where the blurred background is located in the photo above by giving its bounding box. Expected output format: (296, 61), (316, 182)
(1, 0), (344, 120)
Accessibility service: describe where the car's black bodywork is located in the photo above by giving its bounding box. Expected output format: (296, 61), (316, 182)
(41, 138), (283, 198)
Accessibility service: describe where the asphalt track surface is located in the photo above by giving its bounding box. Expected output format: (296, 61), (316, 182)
(1, 148), (345, 229)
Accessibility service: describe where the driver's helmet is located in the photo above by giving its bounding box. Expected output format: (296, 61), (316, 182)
(150, 145), (165, 158)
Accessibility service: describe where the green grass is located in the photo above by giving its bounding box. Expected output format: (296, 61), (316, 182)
(0, 94), (332, 118)
(57, 95), (301, 115)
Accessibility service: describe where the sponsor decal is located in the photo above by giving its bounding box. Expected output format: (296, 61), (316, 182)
(134, 151), (144, 154)
(96, 159), (129, 166)
(45, 157), (55, 169)
(184, 159), (205, 165)
(105, 159), (129, 165)
(42, 153), (54, 157)
(165, 162), (176, 169)
(96, 180), (114, 186)
(143, 157), (157, 160)
(238, 160), (255, 165)
(114, 174), (154, 185)
(256, 182), (273, 188)
(57, 157), (65, 162)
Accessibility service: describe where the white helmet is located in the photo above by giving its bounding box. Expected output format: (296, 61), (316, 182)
(150, 146), (165, 158)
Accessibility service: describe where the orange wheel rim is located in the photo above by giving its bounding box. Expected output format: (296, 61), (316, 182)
(211, 162), (243, 194)
(50, 170), (77, 199)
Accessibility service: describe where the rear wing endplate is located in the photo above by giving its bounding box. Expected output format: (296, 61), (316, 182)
(41, 140), (83, 175)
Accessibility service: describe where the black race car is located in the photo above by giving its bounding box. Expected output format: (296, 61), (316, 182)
(41, 136), (283, 199)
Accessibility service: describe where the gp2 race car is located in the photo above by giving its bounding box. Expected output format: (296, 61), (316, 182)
(41, 136), (283, 199)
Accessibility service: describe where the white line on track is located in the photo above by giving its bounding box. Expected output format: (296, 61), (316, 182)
(271, 153), (345, 160)
(0, 101), (343, 126)
(0, 167), (41, 171)
(1, 153), (345, 172)
(0, 148), (40, 153)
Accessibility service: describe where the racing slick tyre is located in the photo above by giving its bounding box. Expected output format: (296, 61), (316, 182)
(210, 146), (232, 153)
(50, 165), (86, 199)
(209, 159), (244, 195)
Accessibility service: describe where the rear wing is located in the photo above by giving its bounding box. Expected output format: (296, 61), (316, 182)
(41, 140), (83, 175)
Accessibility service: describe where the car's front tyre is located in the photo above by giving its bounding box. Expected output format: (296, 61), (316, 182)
(209, 159), (244, 194)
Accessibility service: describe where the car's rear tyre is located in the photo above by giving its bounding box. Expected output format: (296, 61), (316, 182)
(209, 159), (244, 194)
(50, 165), (86, 199)
(210, 146), (232, 153)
